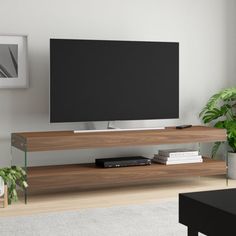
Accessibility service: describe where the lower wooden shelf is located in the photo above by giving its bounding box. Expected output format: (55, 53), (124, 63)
(27, 158), (226, 194)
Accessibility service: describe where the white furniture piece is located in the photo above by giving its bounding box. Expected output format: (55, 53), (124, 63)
(227, 152), (236, 179)
(0, 176), (8, 208)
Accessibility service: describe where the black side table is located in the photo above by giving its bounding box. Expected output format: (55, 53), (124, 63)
(179, 188), (236, 236)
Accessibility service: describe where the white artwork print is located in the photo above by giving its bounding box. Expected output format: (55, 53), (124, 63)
(0, 44), (18, 78)
(0, 35), (28, 88)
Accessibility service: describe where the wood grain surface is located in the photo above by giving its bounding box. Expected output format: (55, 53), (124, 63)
(11, 126), (227, 152)
(27, 158), (226, 194)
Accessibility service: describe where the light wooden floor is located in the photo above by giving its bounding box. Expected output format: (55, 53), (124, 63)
(0, 175), (235, 217)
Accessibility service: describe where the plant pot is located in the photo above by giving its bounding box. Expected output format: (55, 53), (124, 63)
(228, 152), (236, 179)
(0, 176), (4, 197)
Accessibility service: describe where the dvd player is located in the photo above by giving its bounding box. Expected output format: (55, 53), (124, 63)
(95, 156), (151, 168)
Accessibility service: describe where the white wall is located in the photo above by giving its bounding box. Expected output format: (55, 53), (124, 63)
(0, 0), (235, 167)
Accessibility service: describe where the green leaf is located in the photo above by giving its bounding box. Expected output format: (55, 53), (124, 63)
(200, 87), (236, 155)
(0, 166), (28, 204)
(22, 181), (28, 188)
(200, 87), (236, 117)
(214, 120), (225, 129)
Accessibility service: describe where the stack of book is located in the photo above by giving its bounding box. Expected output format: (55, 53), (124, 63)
(153, 148), (203, 165)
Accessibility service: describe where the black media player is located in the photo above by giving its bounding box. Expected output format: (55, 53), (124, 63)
(95, 156), (151, 168)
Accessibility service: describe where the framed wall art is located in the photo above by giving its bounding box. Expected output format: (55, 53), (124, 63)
(0, 35), (28, 88)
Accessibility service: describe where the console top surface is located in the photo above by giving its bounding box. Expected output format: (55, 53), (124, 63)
(180, 188), (236, 215)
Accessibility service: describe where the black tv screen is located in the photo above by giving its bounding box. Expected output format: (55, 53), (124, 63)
(50, 39), (179, 122)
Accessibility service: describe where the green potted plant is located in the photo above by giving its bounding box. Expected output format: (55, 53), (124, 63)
(199, 87), (236, 179)
(0, 166), (28, 204)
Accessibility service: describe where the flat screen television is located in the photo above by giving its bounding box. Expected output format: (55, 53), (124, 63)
(50, 39), (179, 123)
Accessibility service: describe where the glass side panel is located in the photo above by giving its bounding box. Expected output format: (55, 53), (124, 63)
(11, 146), (28, 204)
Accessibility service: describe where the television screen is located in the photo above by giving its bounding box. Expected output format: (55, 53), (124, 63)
(50, 39), (179, 122)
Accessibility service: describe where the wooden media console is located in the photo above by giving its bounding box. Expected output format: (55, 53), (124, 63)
(11, 126), (227, 203)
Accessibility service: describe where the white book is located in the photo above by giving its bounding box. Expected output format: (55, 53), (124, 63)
(154, 155), (202, 162)
(153, 158), (203, 165)
(157, 148), (199, 157)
